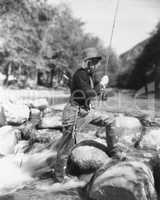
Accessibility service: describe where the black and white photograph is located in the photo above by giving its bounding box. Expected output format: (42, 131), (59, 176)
(0, 0), (160, 199)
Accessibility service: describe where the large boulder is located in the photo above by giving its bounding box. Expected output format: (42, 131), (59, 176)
(3, 103), (30, 125)
(0, 126), (21, 155)
(139, 128), (160, 150)
(66, 140), (111, 177)
(96, 114), (142, 148)
(115, 114), (141, 130)
(31, 98), (49, 110)
(39, 115), (62, 129)
(38, 109), (62, 129)
(149, 156), (160, 197)
(115, 114), (142, 146)
(16, 99), (33, 108)
(86, 160), (157, 200)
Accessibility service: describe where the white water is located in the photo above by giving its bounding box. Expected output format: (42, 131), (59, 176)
(37, 178), (86, 193)
(0, 155), (32, 195)
(0, 148), (57, 196)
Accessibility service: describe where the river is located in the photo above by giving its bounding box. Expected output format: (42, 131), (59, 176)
(0, 89), (160, 200)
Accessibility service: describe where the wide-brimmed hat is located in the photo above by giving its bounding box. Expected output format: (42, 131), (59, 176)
(82, 47), (102, 61)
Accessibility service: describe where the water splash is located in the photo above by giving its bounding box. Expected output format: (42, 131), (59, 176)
(37, 178), (86, 193)
(0, 148), (57, 195)
(0, 155), (33, 195)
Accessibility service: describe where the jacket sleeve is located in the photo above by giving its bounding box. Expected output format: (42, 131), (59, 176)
(75, 70), (99, 98)
(93, 74), (101, 95)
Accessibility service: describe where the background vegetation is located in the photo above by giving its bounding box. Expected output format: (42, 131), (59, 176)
(117, 21), (160, 98)
(0, 0), (120, 89)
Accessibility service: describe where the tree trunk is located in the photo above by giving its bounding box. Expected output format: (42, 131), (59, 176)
(35, 69), (38, 85)
(154, 65), (160, 116)
(155, 77), (160, 99)
(154, 65), (160, 98)
(144, 82), (148, 97)
(48, 69), (54, 87)
(4, 62), (12, 86)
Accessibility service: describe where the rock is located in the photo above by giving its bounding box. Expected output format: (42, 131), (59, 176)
(87, 160), (157, 200)
(30, 108), (41, 126)
(19, 121), (36, 140)
(140, 128), (160, 150)
(95, 114), (142, 148)
(31, 98), (49, 110)
(38, 115), (62, 129)
(14, 140), (31, 154)
(36, 129), (62, 142)
(18, 121), (50, 144)
(16, 99), (34, 108)
(0, 126), (21, 155)
(149, 156), (160, 197)
(52, 103), (66, 111)
(38, 106), (62, 129)
(95, 114), (142, 147)
(115, 114), (142, 146)
(115, 114), (141, 129)
(3, 103), (30, 125)
(66, 140), (111, 177)
(0, 105), (6, 127)
(43, 107), (62, 119)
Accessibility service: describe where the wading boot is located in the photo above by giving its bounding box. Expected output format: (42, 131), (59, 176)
(106, 124), (126, 161)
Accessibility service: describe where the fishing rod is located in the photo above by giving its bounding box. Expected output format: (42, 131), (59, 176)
(105, 0), (120, 75)
(99, 0), (120, 103)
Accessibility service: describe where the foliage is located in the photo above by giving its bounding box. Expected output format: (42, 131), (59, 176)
(0, 0), (120, 87)
(0, 0), (56, 70)
(116, 39), (148, 89)
(43, 4), (85, 75)
(124, 21), (160, 89)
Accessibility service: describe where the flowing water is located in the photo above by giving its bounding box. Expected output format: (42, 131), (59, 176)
(0, 89), (160, 200)
(0, 153), (85, 200)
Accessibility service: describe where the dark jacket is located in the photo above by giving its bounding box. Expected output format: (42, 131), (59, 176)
(70, 68), (101, 110)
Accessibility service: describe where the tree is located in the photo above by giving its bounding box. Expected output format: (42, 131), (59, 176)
(0, 1), (115, 88)
(43, 4), (85, 74)
(127, 21), (160, 97)
(42, 4), (111, 85)
(0, 0), (56, 86)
